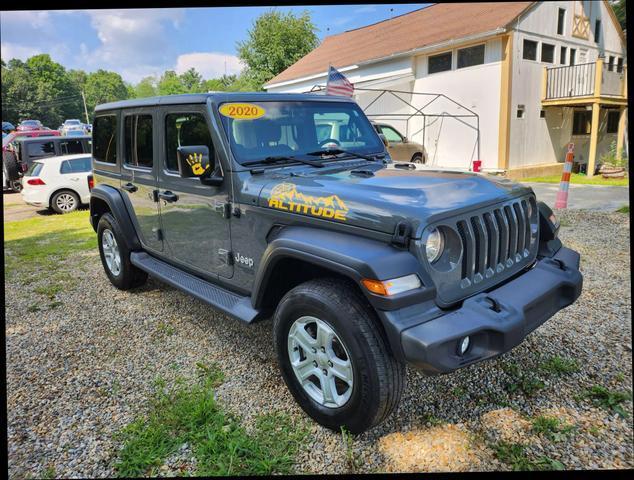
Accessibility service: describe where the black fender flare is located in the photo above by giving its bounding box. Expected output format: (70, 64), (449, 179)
(252, 226), (434, 312)
(89, 184), (142, 251)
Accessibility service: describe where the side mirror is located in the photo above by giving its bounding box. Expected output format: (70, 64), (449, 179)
(177, 145), (223, 186)
(378, 133), (389, 147)
(402, 137), (409, 144)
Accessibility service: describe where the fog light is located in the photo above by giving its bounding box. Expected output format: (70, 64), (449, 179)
(458, 336), (470, 356)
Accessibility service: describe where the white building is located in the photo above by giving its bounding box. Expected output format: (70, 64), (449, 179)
(265, 1), (627, 177)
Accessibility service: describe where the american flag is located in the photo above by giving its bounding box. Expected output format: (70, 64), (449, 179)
(325, 66), (354, 97)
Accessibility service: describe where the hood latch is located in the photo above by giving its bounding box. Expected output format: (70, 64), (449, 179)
(392, 221), (412, 248)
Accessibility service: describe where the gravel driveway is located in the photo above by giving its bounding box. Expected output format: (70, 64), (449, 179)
(5, 209), (633, 477)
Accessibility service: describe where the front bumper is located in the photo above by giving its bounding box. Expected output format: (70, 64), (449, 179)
(393, 246), (582, 375)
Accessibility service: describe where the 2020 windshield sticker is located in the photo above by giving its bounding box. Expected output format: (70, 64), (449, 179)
(268, 183), (349, 221)
(219, 103), (266, 120)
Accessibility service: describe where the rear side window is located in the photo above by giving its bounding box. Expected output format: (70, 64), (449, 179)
(26, 162), (43, 176)
(27, 141), (55, 158)
(93, 115), (117, 163)
(60, 140), (84, 155)
(60, 157), (92, 174)
(124, 114), (154, 168)
(165, 112), (212, 172)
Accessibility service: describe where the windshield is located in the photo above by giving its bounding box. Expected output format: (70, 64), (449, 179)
(218, 101), (383, 165)
(65, 120), (81, 125)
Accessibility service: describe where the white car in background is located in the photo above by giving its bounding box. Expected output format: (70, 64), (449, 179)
(60, 119), (88, 136)
(21, 154), (93, 214)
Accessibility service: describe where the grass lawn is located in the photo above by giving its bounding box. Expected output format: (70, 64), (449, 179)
(519, 173), (629, 187)
(3, 210), (97, 279)
(115, 363), (308, 477)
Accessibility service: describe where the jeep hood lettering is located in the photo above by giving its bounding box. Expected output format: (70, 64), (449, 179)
(255, 167), (532, 237)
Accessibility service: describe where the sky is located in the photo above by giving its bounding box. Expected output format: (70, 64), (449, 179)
(0, 4), (430, 85)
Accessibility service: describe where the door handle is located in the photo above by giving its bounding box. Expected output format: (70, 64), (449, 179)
(158, 191), (179, 203)
(122, 182), (138, 193)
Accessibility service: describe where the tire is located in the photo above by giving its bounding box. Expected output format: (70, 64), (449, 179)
(50, 190), (80, 214)
(97, 212), (148, 290)
(411, 153), (425, 164)
(10, 179), (23, 193)
(3, 150), (20, 181)
(273, 277), (405, 434)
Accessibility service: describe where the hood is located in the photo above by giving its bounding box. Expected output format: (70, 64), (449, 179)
(251, 164), (532, 237)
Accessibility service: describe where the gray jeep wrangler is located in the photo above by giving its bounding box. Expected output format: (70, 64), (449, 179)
(89, 93), (583, 433)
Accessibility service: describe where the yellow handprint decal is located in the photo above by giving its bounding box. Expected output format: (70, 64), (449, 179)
(186, 153), (208, 176)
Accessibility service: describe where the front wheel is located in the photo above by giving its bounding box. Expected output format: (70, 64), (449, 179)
(273, 278), (405, 433)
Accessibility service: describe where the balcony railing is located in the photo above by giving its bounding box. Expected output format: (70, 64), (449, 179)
(543, 59), (626, 101)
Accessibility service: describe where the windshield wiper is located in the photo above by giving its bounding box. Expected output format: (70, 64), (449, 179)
(242, 155), (324, 168)
(305, 148), (381, 162)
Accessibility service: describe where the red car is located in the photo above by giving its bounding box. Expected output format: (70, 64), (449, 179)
(16, 119), (44, 131)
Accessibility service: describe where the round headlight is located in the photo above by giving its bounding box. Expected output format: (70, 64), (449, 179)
(425, 228), (444, 263)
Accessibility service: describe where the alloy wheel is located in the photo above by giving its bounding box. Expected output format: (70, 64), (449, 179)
(102, 229), (121, 276)
(287, 316), (354, 408)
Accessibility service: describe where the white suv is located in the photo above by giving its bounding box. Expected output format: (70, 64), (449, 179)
(21, 154), (93, 213)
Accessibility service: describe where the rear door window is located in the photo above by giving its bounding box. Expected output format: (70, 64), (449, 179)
(124, 115), (154, 168)
(60, 140), (84, 155)
(93, 115), (118, 164)
(61, 157), (92, 174)
(27, 141), (55, 158)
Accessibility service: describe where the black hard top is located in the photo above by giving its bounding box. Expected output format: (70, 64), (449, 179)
(95, 92), (354, 112)
(16, 134), (91, 143)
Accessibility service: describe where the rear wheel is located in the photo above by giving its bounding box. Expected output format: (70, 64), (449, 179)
(51, 190), (80, 214)
(97, 212), (147, 290)
(273, 278), (405, 433)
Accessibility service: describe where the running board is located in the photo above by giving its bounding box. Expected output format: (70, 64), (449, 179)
(130, 252), (260, 324)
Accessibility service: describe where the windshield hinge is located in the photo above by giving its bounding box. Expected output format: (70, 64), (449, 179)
(392, 221), (412, 248)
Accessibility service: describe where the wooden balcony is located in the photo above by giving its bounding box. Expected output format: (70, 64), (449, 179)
(541, 59), (627, 107)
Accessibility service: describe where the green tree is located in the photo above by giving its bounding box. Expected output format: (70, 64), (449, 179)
(610, 0), (627, 31)
(1, 54), (83, 127)
(83, 69), (129, 113)
(236, 9), (319, 90)
(157, 70), (184, 96)
(134, 76), (158, 98)
(180, 68), (204, 93)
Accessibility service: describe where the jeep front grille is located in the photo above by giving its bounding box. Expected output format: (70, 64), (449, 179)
(419, 194), (538, 306)
(456, 198), (534, 288)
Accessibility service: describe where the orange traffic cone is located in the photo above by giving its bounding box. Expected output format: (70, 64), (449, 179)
(554, 143), (574, 209)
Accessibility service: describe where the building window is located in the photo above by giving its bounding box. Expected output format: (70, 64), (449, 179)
(517, 105), (525, 119)
(523, 39), (538, 60)
(457, 44), (485, 68)
(540, 110), (546, 118)
(560, 46), (567, 65)
(617, 57), (624, 73)
(569, 48), (576, 65)
(608, 55), (615, 72)
(594, 19), (601, 43)
(607, 110), (620, 134)
(541, 43), (555, 63)
(557, 8), (566, 35)
(572, 110), (592, 135)
(428, 52), (452, 74)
